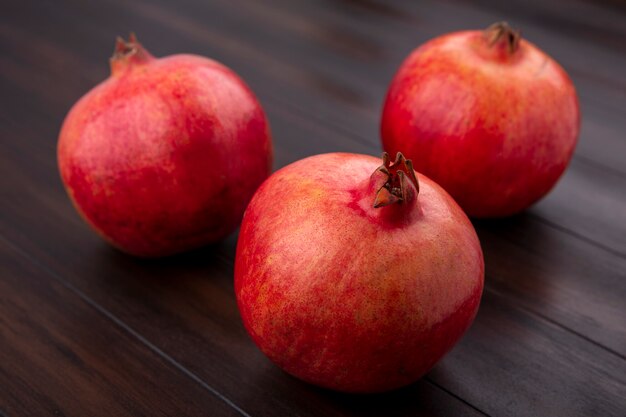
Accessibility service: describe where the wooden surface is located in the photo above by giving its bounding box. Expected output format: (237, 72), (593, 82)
(1, 0), (625, 415)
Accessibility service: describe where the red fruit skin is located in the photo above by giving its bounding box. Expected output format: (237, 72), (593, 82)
(235, 153), (484, 393)
(381, 28), (579, 217)
(58, 42), (272, 257)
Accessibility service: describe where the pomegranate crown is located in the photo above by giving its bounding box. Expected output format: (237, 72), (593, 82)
(110, 33), (153, 75)
(371, 152), (419, 208)
(484, 21), (521, 55)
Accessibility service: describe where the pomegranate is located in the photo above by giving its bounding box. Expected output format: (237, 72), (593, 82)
(235, 152), (484, 393)
(58, 35), (272, 257)
(381, 22), (579, 217)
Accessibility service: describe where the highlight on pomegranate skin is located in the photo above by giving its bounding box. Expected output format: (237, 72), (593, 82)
(57, 35), (273, 257)
(235, 152), (484, 393)
(381, 22), (580, 218)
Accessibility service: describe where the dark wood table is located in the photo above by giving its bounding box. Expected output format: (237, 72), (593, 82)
(2, 0), (625, 415)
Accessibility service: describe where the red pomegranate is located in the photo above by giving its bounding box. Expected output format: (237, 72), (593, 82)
(381, 22), (579, 217)
(235, 152), (484, 393)
(58, 35), (272, 257)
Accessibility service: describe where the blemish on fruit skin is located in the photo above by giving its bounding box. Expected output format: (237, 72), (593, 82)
(234, 153), (484, 393)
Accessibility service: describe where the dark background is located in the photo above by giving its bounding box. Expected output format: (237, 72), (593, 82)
(1, 0), (625, 416)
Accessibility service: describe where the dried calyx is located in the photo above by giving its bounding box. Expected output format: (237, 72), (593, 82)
(112, 33), (142, 58)
(371, 152), (419, 208)
(110, 33), (153, 74)
(484, 21), (521, 55)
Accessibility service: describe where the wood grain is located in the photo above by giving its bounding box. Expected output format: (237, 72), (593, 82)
(1, 0), (625, 416)
(0, 239), (241, 417)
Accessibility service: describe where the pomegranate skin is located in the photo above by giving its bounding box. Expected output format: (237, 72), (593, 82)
(235, 153), (484, 393)
(381, 23), (579, 217)
(58, 37), (272, 257)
